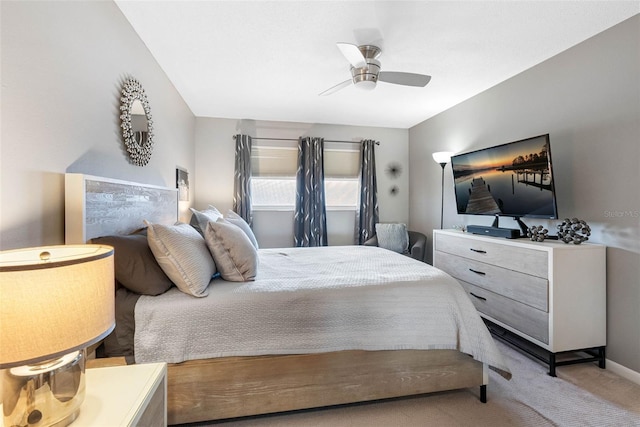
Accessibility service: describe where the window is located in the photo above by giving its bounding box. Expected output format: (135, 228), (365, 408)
(251, 141), (360, 210)
(251, 143), (296, 210)
(324, 146), (360, 209)
(251, 177), (296, 209)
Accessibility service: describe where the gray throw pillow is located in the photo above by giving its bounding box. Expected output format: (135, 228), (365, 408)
(91, 234), (173, 296)
(145, 221), (216, 297)
(375, 223), (409, 254)
(189, 205), (223, 236)
(204, 219), (258, 282)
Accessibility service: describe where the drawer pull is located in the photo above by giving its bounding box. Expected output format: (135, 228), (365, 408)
(469, 268), (486, 276)
(470, 292), (487, 301)
(470, 248), (487, 254)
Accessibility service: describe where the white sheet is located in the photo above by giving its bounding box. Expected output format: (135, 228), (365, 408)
(134, 246), (511, 377)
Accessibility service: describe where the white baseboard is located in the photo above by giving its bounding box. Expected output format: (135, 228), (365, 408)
(607, 358), (640, 385)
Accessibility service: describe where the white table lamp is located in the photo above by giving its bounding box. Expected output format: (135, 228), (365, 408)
(0, 245), (115, 427)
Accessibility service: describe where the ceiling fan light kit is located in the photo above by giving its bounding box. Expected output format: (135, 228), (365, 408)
(321, 42), (431, 95)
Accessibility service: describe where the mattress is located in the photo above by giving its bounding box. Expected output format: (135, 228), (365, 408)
(132, 245), (511, 377)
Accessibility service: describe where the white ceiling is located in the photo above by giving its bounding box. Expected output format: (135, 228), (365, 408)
(115, 1), (639, 129)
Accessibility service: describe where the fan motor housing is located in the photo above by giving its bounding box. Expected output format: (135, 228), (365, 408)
(351, 59), (380, 88)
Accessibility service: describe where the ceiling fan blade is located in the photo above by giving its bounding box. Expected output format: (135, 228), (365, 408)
(319, 79), (352, 96)
(378, 72), (431, 87)
(336, 42), (367, 69)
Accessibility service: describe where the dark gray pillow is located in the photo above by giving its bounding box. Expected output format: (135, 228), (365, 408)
(91, 234), (173, 296)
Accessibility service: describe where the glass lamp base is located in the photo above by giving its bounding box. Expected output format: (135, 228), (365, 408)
(2, 349), (85, 427)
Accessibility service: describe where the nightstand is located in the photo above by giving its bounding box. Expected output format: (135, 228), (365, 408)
(75, 362), (167, 426)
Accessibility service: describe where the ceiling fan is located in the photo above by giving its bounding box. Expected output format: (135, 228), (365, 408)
(319, 42), (431, 96)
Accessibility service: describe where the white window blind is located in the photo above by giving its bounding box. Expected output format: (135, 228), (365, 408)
(251, 144), (297, 176)
(251, 141), (360, 210)
(324, 146), (360, 178)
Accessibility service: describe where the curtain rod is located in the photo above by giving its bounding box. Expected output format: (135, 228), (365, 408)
(234, 136), (379, 145)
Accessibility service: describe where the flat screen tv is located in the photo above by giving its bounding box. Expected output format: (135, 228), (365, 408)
(450, 134), (558, 235)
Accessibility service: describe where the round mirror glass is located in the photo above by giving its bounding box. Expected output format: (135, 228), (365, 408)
(130, 100), (149, 145)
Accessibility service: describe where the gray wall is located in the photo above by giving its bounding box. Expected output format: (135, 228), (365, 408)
(1, 1), (196, 250)
(194, 118), (409, 247)
(409, 15), (640, 373)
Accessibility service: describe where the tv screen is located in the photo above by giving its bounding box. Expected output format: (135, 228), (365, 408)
(450, 134), (558, 219)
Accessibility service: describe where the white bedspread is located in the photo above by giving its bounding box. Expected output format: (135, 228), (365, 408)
(134, 246), (511, 377)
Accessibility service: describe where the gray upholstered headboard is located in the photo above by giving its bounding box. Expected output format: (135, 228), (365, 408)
(65, 173), (178, 243)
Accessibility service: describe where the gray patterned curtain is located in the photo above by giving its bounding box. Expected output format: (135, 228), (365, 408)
(355, 139), (379, 244)
(294, 136), (327, 247)
(233, 134), (253, 226)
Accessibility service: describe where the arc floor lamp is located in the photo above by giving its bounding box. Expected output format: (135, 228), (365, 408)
(432, 151), (455, 229)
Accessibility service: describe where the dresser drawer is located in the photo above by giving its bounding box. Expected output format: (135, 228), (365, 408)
(459, 280), (549, 344)
(435, 233), (548, 278)
(435, 252), (548, 311)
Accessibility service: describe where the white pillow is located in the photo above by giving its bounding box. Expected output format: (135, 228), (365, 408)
(204, 219), (258, 282)
(145, 221), (216, 297)
(189, 205), (223, 236)
(225, 210), (259, 249)
(375, 223), (409, 254)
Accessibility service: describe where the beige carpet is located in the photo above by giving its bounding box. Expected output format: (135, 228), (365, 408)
(178, 341), (640, 426)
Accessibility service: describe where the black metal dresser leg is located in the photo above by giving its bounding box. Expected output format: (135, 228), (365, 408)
(548, 353), (557, 377)
(598, 346), (606, 369)
(480, 385), (487, 403)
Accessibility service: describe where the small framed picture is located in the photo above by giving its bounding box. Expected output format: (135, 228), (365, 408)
(176, 167), (189, 201)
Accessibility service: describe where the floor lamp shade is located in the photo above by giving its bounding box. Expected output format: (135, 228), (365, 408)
(432, 151), (454, 165)
(0, 244), (115, 427)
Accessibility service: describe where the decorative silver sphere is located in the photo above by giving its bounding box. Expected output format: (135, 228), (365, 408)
(557, 218), (591, 244)
(527, 225), (549, 242)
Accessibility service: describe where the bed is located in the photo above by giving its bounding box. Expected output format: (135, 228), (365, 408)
(65, 173), (510, 425)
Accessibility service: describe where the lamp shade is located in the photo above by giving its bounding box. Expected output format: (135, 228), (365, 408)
(0, 245), (115, 368)
(432, 151), (455, 165)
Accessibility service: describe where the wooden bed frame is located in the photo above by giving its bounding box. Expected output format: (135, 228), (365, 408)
(65, 173), (488, 425)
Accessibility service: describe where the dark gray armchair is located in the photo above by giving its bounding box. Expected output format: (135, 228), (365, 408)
(363, 231), (428, 262)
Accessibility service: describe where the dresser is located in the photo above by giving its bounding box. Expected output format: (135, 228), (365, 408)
(433, 229), (606, 376)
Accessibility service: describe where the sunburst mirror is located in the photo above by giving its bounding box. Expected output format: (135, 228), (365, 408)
(120, 78), (154, 166)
